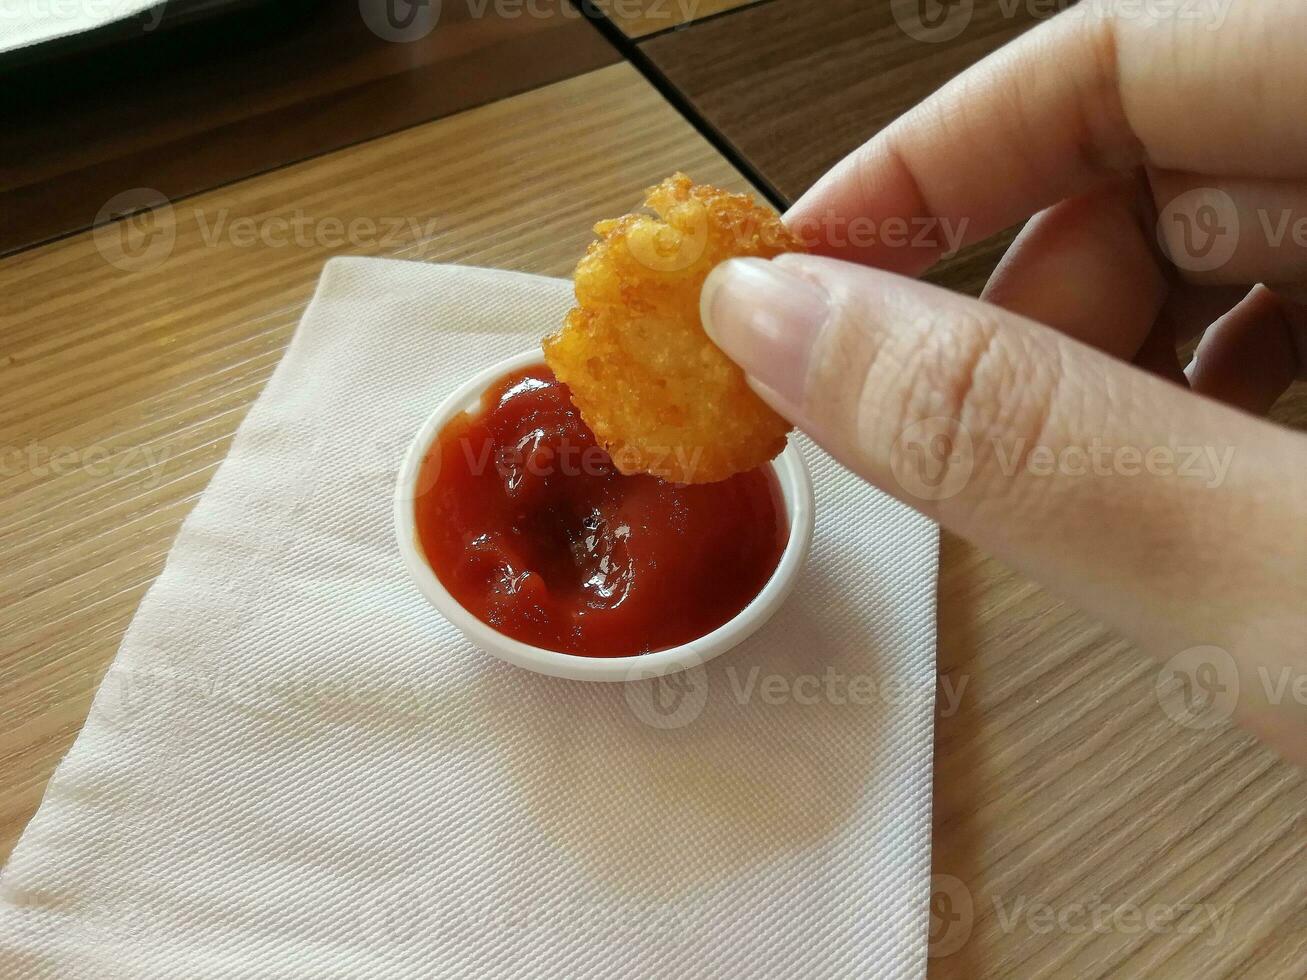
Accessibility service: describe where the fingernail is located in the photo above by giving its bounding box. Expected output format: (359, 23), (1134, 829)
(700, 257), (830, 407)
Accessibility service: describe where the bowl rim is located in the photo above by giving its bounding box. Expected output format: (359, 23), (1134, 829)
(394, 349), (815, 682)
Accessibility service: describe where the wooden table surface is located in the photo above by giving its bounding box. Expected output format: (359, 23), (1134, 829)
(2, 3), (1304, 978)
(2, 0), (616, 253)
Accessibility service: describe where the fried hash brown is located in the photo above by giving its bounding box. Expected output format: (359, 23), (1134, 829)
(543, 174), (805, 484)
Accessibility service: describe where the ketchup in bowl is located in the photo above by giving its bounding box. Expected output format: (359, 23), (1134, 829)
(413, 365), (788, 658)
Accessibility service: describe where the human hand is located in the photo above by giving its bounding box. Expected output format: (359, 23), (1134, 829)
(700, 0), (1307, 763)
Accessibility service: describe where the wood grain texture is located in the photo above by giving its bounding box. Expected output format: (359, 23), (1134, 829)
(592, 0), (764, 38)
(3, 61), (1306, 980)
(933, 533), (1307, 979)
(1, 0), (617, 254)
(640, 0), (1039, 202)
(639, 0), (1043, 295)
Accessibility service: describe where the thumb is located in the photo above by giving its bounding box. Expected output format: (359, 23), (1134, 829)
(701, 254), (1307, 755)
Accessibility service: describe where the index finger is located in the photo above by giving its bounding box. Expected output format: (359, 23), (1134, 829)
(786, 0), (1307, 274)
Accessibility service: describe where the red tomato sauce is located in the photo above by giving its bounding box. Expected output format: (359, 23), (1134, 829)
(414, 364), (788, 657)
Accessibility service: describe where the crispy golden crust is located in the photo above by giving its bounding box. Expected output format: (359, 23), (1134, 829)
(543, 174), (805, 484)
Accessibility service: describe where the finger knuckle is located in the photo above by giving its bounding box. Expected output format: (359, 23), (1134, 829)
(889, 308), (1062, 485)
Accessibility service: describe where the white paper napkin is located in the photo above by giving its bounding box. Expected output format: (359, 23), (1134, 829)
(1, 0), (161, 55)
(0, 258), (939, 978)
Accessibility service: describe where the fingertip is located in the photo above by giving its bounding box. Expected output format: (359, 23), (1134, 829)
(700, 257), (831, 409)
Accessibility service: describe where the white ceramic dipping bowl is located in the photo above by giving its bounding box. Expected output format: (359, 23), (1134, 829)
(395, 350), (814, 682)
